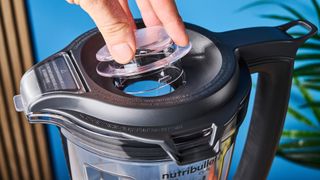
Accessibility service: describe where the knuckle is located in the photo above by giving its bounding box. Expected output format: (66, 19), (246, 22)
(166, 16), (183, 26)
(100, 21), (130, 37)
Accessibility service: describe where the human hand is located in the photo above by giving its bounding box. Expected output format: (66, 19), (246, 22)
(67, 0), (189, 64)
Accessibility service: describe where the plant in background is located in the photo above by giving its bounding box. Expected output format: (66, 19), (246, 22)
(241, 0), (320, 168)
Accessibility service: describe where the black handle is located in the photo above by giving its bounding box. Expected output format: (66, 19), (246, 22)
(217, 20), (317, 180)
(278, 20), (318, 44)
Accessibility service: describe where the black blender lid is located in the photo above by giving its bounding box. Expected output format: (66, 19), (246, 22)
(24, 24), (248, 127)
(77, 28), (238, 103)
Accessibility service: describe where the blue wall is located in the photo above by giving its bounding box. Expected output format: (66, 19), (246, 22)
(26, 0), (320, 179)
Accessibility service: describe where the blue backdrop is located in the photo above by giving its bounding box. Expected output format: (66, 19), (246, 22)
(26, 0), (320, 179)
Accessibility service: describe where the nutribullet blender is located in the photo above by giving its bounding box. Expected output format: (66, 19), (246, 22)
(14, 20), (317, 180)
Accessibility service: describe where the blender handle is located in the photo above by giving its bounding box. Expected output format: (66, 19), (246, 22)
(217, 20), (317, 180)
(278, 20), (318, 44)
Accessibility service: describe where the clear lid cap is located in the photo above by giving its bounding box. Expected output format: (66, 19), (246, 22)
(96, 26), (191, 78)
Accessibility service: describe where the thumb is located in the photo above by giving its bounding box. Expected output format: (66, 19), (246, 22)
(79, 0), (136, 64)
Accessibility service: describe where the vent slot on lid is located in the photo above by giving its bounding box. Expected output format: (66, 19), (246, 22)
(171, 127), (213, 151)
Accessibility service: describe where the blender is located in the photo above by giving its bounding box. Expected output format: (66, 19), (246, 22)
(14, 20), (317, 180)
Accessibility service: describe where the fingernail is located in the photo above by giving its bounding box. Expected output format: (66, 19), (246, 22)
(111, 43), (134, 63)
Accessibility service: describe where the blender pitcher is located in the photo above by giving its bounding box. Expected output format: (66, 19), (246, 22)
(14, 20), (317, 180)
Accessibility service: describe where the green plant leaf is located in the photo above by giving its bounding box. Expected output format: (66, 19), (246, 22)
(238, 1), (305, 20)
(295, 78), (320, 124)
(301, 101), (320, 108)
(295, 54), (320, 60)
(303, 83), (320, 91)
(305, 78), (320, 83)
(301, 42), (320, 50)
(259, 14), (295, 21)
(293, 63), (320, 77)
(279, 139), (320, 149)
(282, 130), (320, 138)
(275, 3), (306, 20)
(311, 0), (320, 26)
(277, 150), (320, 168)
(287, 107), (317, 127)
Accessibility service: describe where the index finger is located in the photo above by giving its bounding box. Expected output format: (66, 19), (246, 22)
(79, 0), (136, 64)
(149, 0), (189, 46)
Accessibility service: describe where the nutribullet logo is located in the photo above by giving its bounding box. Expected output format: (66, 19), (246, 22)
(162, 159), (215, 179)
